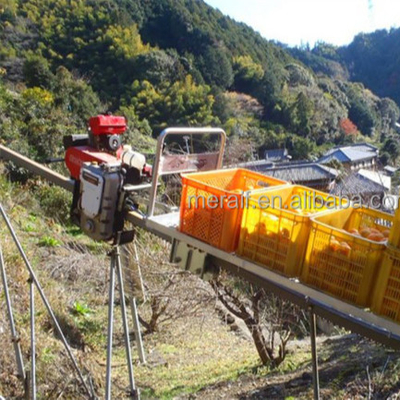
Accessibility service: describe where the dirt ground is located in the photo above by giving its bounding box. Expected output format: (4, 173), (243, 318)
(176, 334), (400, 400)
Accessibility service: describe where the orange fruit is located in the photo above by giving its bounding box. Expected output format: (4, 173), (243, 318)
(329, 238), (341, 252)
(382, 229), (391, 238)
(338, 241), (351, 256)
(360, 228), (372, 238)
(367, 232), (385, 242)
(348, 228), (360, 236)
(280, 228), (290, 238)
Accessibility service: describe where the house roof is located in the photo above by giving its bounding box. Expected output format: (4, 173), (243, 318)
(345, 143), (378, 153)
(235, 159), (275, 169)
(250, 162), (339, 184)
(357, 169), (391, 190)
(331, 174), (385, 196)
(324, 143), (378, 156)
(384, 165), (399, 174)
(264, 148), (288, 161)
(331, 169), (390, 196)
(319, 148), (376, 164)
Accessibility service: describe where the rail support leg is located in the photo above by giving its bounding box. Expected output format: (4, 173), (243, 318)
(105, 250), (116, 400)
(29, 276), (36, 400)
(309, 307), (320, 400)
(0, 204), (92, 398)
(115, 244), (139, 399)
(0, 243), (26, 382)
(169, 238), (178, 264)
(130, 297), (146, 364)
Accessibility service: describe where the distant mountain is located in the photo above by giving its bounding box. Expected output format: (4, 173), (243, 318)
(289, 28), (400, 109)
(0, 0), (399, 163)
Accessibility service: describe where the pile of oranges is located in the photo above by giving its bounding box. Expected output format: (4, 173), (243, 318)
(327, 226), (390, 257)
(347, 226), (390, 242)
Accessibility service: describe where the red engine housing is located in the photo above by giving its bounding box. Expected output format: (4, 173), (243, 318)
(65, 146), (121, 180)
(89, 115), (127, 135)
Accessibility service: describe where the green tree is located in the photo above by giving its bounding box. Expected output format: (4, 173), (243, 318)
(130, 75), (218, 133)
(286, 135), (316, 160)
(53, 67), (102, 125)
(196, 46), (233, 89)
(23, 54), (54, 89)
(382, 138), (400, 164)
(132, 50), (184, 86)
(292, 92), (314, 136)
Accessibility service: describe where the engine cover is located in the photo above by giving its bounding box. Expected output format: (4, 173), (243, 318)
(79, 162), (123, 241)
(65, 146), (120, 180)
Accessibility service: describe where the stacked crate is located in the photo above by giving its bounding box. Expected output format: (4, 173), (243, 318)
(372, 204), (400, 321)
(236, 185), (346, 277)
(301, 207), (393, 307)
(179, 168), (287, 252)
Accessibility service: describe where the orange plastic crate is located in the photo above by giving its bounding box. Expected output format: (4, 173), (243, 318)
(372, 245), (400, 322)
(302, 207), (393, 307)
(237, 185), (346, 277)
(179, 168), (287, 252)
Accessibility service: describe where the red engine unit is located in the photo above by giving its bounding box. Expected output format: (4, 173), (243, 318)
(89, 115), (127, 135)
(64, 114), (151, 181)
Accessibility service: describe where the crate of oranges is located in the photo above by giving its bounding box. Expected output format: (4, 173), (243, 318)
(237, 185), (346, 277)
(301, 207), (393, 307)
(179, 168), (287, 252)
(388, 201), (400, 250)
(372, 245), (400, 322)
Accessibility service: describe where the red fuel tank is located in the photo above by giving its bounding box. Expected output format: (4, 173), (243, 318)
(89, 115), (127, 135)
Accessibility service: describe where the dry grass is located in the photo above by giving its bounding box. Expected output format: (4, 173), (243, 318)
(0, 178), (259, 399)
(2, 175), (400, 400)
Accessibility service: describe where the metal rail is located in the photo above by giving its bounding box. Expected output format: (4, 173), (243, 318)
(126, 211), (400, 350)
(3, 141), (400, 346)
(0, 145), (75, 192)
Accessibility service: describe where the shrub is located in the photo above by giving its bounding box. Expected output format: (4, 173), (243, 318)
(35, 183), (71, 224)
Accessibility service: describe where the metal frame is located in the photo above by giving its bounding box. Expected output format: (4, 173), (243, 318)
(127, 210), (400, 399)
(0, 204), (94, 399)
(0, 243), (26, 381)
(105, 242), (139, 400)
(147, 127), (226, 217)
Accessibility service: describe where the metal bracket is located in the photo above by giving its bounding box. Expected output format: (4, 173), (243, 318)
(147, 127), (226, 217)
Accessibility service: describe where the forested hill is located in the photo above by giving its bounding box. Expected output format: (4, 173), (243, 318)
(290, 28), (400, 119)
(0, 0), (399, 164)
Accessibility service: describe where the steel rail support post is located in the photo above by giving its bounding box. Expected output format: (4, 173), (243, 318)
(0, 204), (92, 398)
(132, 241), (146, 302)
(115, 244), (139, 399)
(169, 238), (178, 264)
(0, 243), (26, 381)
(105, 250), (116, 400)
(130, 240), (146, 364)
(29, 276), (36, 400)
(129, 297), (146, 365)
(309, 307), (320, 400)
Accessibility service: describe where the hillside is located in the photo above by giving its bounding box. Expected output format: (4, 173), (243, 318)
(0, 0), (399, 165)
(290, 27), (400, 134)
(290, 28), (400, 108)
(1, 174), (400, 399)
(2, 1), (400, 398)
